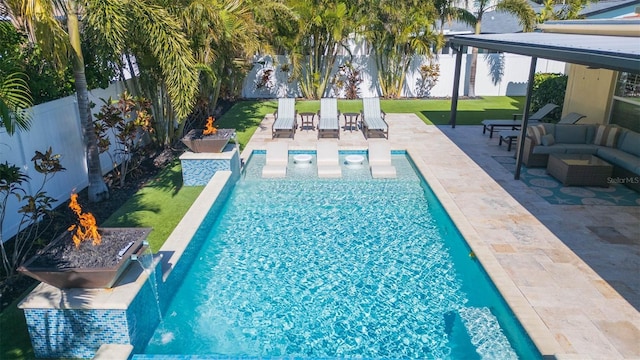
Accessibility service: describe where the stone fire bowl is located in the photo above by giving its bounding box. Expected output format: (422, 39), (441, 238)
(17, 228), (152, 289)
(181, 128), (235, 153)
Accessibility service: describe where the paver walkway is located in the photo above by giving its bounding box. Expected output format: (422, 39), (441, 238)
(243, 113), (640, 359)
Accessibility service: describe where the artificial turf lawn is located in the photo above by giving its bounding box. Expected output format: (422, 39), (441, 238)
(101, 161), (204, 252)
(0, 96), (525, 360)
(0, 290), (35, 360)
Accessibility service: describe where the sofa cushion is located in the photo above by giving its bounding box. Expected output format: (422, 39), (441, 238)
(532, 145), (567, 155)
(593, 125), (621, 147)
(554, 124), (590, 144)
(597, 147), (640, 175)
(541, 134), (555, 146)
(617, 130), (640, 157)
(528, 124), (547, 145)
(561, 144), (600, 154)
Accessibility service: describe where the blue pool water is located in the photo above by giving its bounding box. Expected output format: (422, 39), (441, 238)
(143, 152), (540, 359)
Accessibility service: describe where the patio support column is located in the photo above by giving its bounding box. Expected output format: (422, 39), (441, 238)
(514, 56), (537, 180)
(449, 45), (464, 128)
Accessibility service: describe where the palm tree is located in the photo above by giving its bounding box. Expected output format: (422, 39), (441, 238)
(174, 0), (269, 132)
(434, 0), (476, 35)
(361, 0), (441, 98)
(467, 0), (536, 97)
(0, 72), (32, 134)
(281, 0), (352, 100)
(536, 0), (591, 22)
(3, 0), (198, 202)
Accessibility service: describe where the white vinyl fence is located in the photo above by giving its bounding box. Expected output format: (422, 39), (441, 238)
(0, 81), (127, 241)
(242, 53), (566, 98)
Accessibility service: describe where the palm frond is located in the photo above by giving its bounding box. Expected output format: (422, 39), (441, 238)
(496, 0), (537, 32)
(0, 72), (32, 134)
(128, 0), (198, 120)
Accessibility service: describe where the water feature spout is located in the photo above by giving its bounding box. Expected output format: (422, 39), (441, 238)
(231, 131), (244, 180)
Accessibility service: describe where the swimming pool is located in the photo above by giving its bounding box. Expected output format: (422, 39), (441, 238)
(142, 152), (541, 359)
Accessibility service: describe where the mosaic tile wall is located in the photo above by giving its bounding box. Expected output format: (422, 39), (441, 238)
(24, 308), (130, 359)
(181, 150), (240, 186)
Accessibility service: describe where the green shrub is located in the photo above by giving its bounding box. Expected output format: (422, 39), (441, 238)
(531, 73), (568, 121)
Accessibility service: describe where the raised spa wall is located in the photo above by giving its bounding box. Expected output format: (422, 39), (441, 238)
(18, 146), (240, 359)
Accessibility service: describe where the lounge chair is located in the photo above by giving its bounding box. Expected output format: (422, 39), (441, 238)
(317, 98), (340, 139)
(261, 142), (288, 178)
(316, 142), (341, 178)
(557, 112), (586, 124)
(481, 103), (558, 138)
(272, 98), (297, 138)
(368, 141), (396, 178)
(361, 97), (389, 139)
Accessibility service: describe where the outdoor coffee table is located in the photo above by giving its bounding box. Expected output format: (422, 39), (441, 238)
(546, 154), (613, 187)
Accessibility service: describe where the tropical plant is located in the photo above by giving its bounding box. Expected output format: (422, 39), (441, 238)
(331, 62), (362, 99)
(434, 0), (476, 35)
(0, 72), (32, 135)
(0, 148), (65, 279)
(361, 0), (442, 98)
(1, 21), (114, 105)
(467, 0), (536, 97)
(281, 0), (351, 99)
(94, 92), (154, 187)
(536, 0), (591, 22)
(416, 62), (441, 98)
(531, 72), (568, 121)
(2, 0), (199, 202)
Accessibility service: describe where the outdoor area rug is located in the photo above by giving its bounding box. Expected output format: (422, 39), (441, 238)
(493, 156), (640, 206)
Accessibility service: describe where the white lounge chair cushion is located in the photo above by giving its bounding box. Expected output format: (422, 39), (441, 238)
(274, 98), (296, 130)
(362, 98), (388, 131)
(318, 98), (339, 130)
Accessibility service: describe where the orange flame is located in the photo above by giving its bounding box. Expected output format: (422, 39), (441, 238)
(67, 193), (102, 247)
(203, 116), (217, 135)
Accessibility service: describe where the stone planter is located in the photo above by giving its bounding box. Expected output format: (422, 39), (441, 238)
(17, 228), (152, 289)
(181, 128), (235, 153)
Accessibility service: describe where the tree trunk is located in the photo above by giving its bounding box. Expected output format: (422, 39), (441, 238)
(468, 46), (478, 98)
(468, 18), (483, 98)
(68, 1), (109, 202)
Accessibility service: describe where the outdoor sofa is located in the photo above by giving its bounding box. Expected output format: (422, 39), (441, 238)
(522, 123), (640, 191)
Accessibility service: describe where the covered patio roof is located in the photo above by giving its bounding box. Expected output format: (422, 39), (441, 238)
(449, 32), (640, 73)
(447, 29), (640, 179)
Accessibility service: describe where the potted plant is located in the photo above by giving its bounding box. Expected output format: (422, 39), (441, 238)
(17, 193), (151, 289)
(181, 116), (235, 153)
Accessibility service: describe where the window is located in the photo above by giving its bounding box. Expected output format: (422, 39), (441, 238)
(611, 72), (640, 132)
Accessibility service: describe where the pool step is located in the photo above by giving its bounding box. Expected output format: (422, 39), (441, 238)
(458, 306), (518, 359)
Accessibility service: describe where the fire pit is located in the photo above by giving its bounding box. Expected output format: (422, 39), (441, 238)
(181, 116), (235, 153)
(17, 193), (152, 289)
(18, 228), (151, 289)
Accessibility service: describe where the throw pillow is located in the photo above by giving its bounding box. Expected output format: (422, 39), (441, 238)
(593, 125), (620, 147)
(528, 124), (547, 145)
(541, 133), (555, 146)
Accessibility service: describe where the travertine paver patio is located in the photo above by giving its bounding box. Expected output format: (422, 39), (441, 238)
(243, 113), (640, 359)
